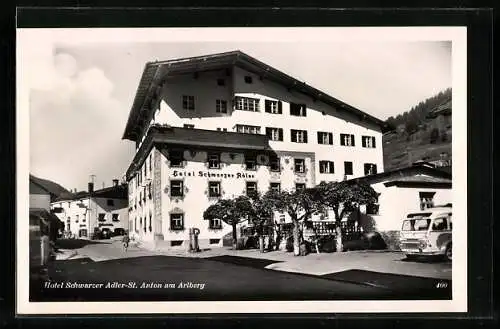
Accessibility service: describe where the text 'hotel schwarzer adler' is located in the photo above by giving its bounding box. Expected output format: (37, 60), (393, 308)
(122, 51), (387, 250)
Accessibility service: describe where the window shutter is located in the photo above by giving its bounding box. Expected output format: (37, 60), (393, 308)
(340, 135), (345, 146)
(278, 101), (283, 114)
(304, 131), (308, 143)
(362, 137), (366, 147)
(331, 161), (335, 173)
(291, 130), (296, 142)
(279, 128), (283, 141)
(329, 133), (333, 145)
(351, 135), (355, 146)
(372, 137), (376, 148)
(317, 132), (322, 144)
(265, 100), (271, 113)
(319, 161), (324, 173)
(265, 127), (271, 138)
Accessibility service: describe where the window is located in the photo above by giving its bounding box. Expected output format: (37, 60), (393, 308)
(182, 95), (195, 110)
(295, 183), (306, 190)
(75, 215), (79, 223)
(290, 103), (307, 116)
(149, 214), (152, 232)
(246, 182), (257, 197)
(294, 158), (305, 173)
(266, 127), (284, 141)
(210, 238), (221, 244)
(207, 153), (221, 169)
(340, 134), (355, 146)
(216, 99), (228, 113)
(364, 163), (377, 175)
(279, 214), (286, 223)
(270, 182), (281, 193)
(171, 240), (183, 246)
(317, 132), (334, 145)
(319, 161), (335, 174)
(98, 213), (106, 222)
(265, 100), (282, 114)
(419, 192), (435, 210)
(217, 78), (225, 86)
(169, 150), (184, 167)
(149, 154), (152, 172)
(216, 128), (228, 132)
(170, 214), (184, 231)
(112, 214), (119, 222)
(291, 129), (308, 143)
(362, 136), (377, 148)
(245, 154), (257, 171)
(209, 218), (222, 229)
(235, 97), (259, 112)
(366, 203), (380, 215)
(183, 124), (195, 129)
(107, 199), (115, 206)
(244, 75), (253, 84)
(208, 181), (221, 198)
(170, 180), (184, 197)
(236, 124), (261, 134)
(431, 218), (448, 231)
(344, 161), (353, 175)
(270, 156), (280, 172)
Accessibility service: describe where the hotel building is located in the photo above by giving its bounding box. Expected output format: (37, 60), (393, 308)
(122, 51), (388, 250)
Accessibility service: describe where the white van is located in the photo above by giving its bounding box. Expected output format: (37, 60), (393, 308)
(399, 206), (452, 261)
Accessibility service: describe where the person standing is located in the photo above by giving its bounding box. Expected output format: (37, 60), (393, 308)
(122, 232), (130, 252)
(39, 216), (52, 281)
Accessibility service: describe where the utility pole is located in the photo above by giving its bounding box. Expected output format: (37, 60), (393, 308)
(89, 174), (96, 239)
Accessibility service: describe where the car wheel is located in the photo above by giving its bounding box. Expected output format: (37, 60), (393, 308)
(445, 243), (452, 262)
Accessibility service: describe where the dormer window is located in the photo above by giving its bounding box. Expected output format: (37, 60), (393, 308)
(244, 76), (253, 84)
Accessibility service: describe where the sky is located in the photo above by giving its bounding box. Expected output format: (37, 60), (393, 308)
(22, 28), (453, 192)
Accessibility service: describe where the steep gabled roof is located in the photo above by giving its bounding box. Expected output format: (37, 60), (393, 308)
(54, 184), (128, 202)
(29, 175), (71, 201)
(122, 50), (389, 141)
(345, 164), (452, 187)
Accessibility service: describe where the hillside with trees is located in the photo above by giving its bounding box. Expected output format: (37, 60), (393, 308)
(383, 88), (452, 171)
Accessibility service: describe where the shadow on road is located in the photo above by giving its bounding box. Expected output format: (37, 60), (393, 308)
(54, 239), (111, 250)
(205, 255), (283, 269)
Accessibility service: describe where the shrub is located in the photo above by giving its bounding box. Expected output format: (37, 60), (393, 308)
(379, 231), (401, 251)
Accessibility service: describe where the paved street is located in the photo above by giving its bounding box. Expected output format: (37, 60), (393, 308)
(31, 238), (452, 302)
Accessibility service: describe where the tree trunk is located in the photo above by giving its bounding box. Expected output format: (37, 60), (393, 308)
(293, 222), (301, 256)
(232, 223), (237, 249)
(335, 226), (343, 253)
(259, 236), (264, 253)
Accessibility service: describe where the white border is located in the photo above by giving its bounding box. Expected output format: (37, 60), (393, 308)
(16, 27), (467, 314)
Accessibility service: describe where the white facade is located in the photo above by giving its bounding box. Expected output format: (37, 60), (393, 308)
(125, 53), (386, 249)
(52, 194), (128, 238)
(357, 177), (452, 233)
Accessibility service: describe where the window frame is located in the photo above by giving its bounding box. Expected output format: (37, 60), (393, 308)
(364, 163), (378, 175)
(244, 154), (257, 171)
(264, 99), (282, 114)
(112, 213), (119, 222)
(291, 129), (308, 143)
(169, 213), (184, 231)
(235, 97), (260, 112)
(170, 180), (184, 197)
(295, 183), (306, 190)
(319, 160), (335, 174)
(344, 161), (354, 175)
(270, 156), (281, 172)
(209, 218), (222, 229)
(236, 124), (261, 134)
(266, 127), (284, 141)
(182, 95), (195, 111)
(207, 152), (221, 169)
(362, 136), (377, 148)
(294, 158), (305, 173)
(208, 181), (222, 198)
(169, 150), (185, 168)
(317, 131), (334, 145)
(270, 182), (281, 193)
(290, 103), (307, 116)
(216, 99), (228, 113)
(245, 181), (258, 197)
(340, 133), (356, 147)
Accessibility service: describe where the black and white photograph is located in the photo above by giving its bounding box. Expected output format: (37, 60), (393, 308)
(17, 27), (467, 314)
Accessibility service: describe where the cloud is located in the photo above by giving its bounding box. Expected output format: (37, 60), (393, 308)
(30, 51), (133, 191)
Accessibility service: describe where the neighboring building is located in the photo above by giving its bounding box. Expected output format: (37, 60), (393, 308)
(345, 163), (452, 234)
(29, 174), (72, 203)
(51, 180), (128, 239)
(121, 50), (388, 250)
(426, 98), (452, 132)
(29, 176), (51, 211)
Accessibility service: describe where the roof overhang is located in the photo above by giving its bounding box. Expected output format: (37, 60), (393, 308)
(122, 51), (389, 142)
(125, 125), (272, 180)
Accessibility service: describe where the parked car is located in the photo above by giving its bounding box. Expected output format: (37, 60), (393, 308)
(399, 206), (452, 261)
(99, 228), (112, 239)
(113, 228), (126, 236)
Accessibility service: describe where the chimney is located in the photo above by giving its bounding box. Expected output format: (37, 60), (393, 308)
(88, 182), (94, 194)
(113, 179), (119, 187)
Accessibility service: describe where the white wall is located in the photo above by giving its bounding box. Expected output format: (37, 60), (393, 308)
(138, 66), (384, 182)
(29, 194), (50, 211)
(51, 199), (89, 237)
(369, 181), (452, 232)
